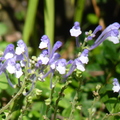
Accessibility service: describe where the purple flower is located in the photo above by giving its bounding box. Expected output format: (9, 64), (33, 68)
(15, 40), (27, 55)
(35, 60), (42, 68)
(64, 58), (86, 78)
(70, 22), (82, 37)
(70, 22), (82, 47)
(14, 40), (29, 68)
(107, 36), (119, 44)
(50, 41), (62, 58)
(37, 49), (49, 65)
(56, 59), (67, 74)
(6, 58), (16, 74)
(75, 59), (85, 71)
(112, 78), (120, 93)
(49, 52), (61, 65)
(67, 60), (73, 65)
(39, 35), (62, 60)
(15, 63), (23, 78)
(89, 23), (120, 50)
(3, 44), (15, 59)
(64, 49), (89, 78)
(15, 40), (29, 62)
(64, 63), (76, 78)
(39, 35), (51, 56)
(39, 35), (50, 49)
(107, 29), (120, 44)
(93, 25), (102, 35)
(95, 23), (120, 43)
(1, 57), (23, 78)
(49, 58), (67, 75)
(78, 49), (89, 64)
(86, 25), (102, 41)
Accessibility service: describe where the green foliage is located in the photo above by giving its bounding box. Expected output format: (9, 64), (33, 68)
(44, 0), (54, 46)
(22, 0), (39, 45)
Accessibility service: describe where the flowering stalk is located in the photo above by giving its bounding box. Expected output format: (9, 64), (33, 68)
(53, 80), (72, 120)
(69, 79), (82, 120)
(70, 22), (82, 47)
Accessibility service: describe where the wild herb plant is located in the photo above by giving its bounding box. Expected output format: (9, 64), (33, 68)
(0, 22), (120, 120)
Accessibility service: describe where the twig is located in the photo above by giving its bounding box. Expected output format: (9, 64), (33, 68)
(102, 112), (120, 120)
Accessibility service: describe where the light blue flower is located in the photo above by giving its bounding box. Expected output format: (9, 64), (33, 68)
(78, 49), (89, 64)
(50, 41), (62, 58)
(112, 78), (120, 93)
(89, 22), (120, 50)
(37, 49), (49, 65)
(70, 22), (82, 37)
(3, 44), (15, 59)
(56, 59), (67, 74)
(39, 35), (50, 49)
(14, 63), (23, 78)
(85, 25), (102, 41)
(15, 40), (27, 55)
(70, 21), (82, 47)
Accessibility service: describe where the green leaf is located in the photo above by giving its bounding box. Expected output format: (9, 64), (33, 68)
(87, 13), (99, 24)
(105, 97), (118, 113)
(99, 84), (112, 94)
(44, 0), (55, 46)
(36, 79), (50, 98)
(103, 41), (120, 61)
(22, 0), (39, 45)
(87, 63), (101, 71)
(0, 73), (8, 89)
(62, 105), (71, 117)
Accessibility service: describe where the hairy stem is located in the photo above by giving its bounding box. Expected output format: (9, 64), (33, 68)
(53, 80), (70, 120)
(69, 80), (81, 120)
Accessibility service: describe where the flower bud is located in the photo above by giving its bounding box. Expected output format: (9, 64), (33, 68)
(27, 96), (32, 103)
(35, 89), (42, 96)
(45, 99), (51, 105)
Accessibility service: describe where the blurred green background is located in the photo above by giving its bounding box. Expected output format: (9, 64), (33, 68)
(0, 0), (120, 56)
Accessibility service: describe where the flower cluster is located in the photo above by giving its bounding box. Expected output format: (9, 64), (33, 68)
(0, 22), (120, 91)
(38, 35), (89, 80)
(0, 40), (28, 87)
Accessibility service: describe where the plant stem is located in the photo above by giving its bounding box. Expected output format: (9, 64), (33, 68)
(69, 80), (81, 120)
(46, 86), (55, 116)
(53, 81), (70, 120)
(44, 0), (54, 46)
(0, 77), (27, 114)
(74, 0), (85, 24)
(22, 0), (39, 45)
(102, 112), (120, 120)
